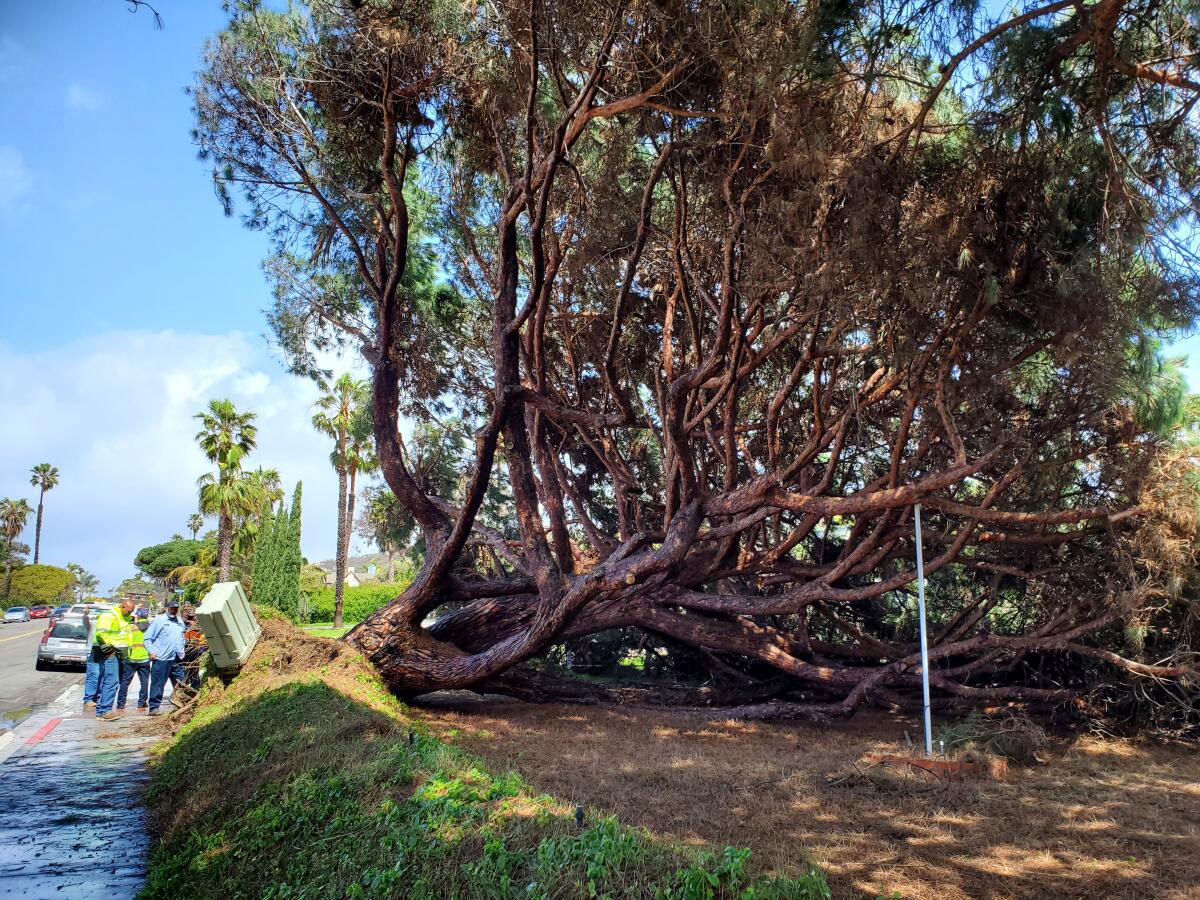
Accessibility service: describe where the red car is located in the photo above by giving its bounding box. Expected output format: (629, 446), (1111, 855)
(29, 605), (51, 619)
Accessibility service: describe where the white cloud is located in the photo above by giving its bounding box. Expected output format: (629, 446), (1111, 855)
(0, 330), (380, 591)
(0, 145), (31, 219)
(65, 79), (105, 111)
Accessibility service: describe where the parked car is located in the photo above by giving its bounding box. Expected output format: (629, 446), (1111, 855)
(35, 619), (89, 670)
(65, 603), (112, 618)
(29, 605), (51, 619)
(4, 607), (30, 624)
(49, 605), (71, 622)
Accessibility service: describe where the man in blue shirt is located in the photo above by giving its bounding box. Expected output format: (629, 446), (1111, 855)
(145, 599), (187, 716)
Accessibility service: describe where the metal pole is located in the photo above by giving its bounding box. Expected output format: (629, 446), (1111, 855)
(914, 503), (933, 756)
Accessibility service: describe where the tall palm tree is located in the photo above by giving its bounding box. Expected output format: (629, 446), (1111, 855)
(186, 513), (205, 540)
(0, 498), (32, 598)
(342, 407), (378, 593)
(312, 374), (371, 628)
(28, 463), (59, 565)
(194, 399), (259, 582)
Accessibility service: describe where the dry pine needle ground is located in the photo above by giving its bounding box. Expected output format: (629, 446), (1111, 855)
(413, 696), (1200, 900)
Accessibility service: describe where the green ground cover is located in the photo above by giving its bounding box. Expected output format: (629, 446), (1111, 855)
(139, 614), (830, 900)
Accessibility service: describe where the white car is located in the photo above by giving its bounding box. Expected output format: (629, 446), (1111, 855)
(4, 607), (31, 623)
(64, 603), (113, 618)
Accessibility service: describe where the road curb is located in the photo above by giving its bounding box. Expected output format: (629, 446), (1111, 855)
(23, 716), (62, 747)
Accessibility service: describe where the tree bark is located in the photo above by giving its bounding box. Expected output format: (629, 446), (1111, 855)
(218, 509), (233, 583)
(33, 491), (44, 566)
(334, 465), (348, 629)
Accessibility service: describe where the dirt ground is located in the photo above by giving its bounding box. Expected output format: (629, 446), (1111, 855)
(411, 696), (1200, 900)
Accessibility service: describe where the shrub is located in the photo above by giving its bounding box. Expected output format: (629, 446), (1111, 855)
(305, 582), (408, 623)
(6, 564), (75, 603)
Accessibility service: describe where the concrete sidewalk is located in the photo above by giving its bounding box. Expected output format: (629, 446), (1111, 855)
(0, 685), (160, 899)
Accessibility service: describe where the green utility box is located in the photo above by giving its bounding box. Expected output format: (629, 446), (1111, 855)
(195, 581), (261, 672)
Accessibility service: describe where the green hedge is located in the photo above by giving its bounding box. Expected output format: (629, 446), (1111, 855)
(6, 565), (75, 603)
(305, 582), (407, 623)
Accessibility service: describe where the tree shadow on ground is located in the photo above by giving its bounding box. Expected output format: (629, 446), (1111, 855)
(411, 696), (1200, 900)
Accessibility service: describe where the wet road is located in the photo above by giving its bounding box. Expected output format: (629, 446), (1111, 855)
(0, 689), (156, 898)
(0, 620), (82, 732)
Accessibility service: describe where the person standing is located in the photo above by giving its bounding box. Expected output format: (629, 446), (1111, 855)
(116, 618), (151, 713)
(92, 598), (135, 722)
(81, 607), (100, 711)
(145, 599), (186, 716)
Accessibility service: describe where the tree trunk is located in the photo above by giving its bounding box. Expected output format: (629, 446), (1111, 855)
(386, 546), (395, 583)
(345, 465), (358, 585)
(334, 466), (348, 629)
(2, 558), (11, 598)
(33, 491), (44, 565)
(218, 509), (233, 583)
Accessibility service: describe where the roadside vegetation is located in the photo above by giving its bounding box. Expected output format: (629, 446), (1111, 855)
(139, 614), (831, 899)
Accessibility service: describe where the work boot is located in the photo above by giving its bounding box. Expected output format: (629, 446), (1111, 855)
(83, 701), (96, 710)
(97, 711), (120, 722)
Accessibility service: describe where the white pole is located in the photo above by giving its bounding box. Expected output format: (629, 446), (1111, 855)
(914, 503), (933, 756)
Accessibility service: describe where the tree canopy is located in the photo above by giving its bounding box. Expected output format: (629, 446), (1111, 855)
(196, 0), (1200, 725)
(135, 539), (211, 581)
(7, 564), (76, 604)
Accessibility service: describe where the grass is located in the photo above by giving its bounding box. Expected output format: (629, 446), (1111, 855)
(139, 617), (830, 900)
(413, 697), (1200, 900)
(300, 623), (354, 639)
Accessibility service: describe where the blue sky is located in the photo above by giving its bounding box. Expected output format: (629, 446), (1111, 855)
(1, 2), (1198, 591)
(1, 2), (271, 339)
(0, 1), (367, 590)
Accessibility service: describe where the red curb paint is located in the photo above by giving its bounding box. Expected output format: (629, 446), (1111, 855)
(24, 718), (62, 747)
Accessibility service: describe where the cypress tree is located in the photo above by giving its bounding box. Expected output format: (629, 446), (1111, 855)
(278, 481), (302, 619)
(250, 502), (280, 606)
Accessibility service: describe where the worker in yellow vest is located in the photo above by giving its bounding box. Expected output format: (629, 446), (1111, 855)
(116, 617), (151, 713)
(93, 598), (135, 721)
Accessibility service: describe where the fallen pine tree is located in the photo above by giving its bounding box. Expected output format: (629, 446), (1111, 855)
(194, 0), (1200, 729)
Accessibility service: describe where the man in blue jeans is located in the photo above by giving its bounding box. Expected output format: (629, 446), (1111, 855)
(81, 607), (101, 711)
(92, 598), (136, 721)
(145, 599), (187, 716)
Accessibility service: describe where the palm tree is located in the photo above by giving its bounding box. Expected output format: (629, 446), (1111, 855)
(312, 375), (372, 628)
(232, 467), (285, 560)
(342, 407), (378, 598)
(170, 546), (219, 594)
(194, 399), (259, 582)
(186, 513), (205, 540)
(28, 463), (59, 565)
(66, 563), (99, 600)
(0, 498), (32, 598)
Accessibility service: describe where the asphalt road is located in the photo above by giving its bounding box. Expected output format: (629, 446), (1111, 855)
(0, 620), (82, 731)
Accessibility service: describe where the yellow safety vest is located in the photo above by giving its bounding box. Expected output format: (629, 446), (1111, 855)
(124, 623), (149, 662)
(95, 608), (132, 650)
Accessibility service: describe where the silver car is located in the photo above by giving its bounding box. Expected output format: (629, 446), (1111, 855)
(35, 619), (89, 670)
(4, 607), (30, 624)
